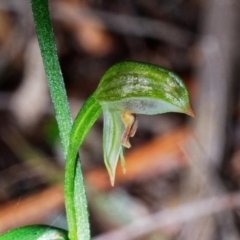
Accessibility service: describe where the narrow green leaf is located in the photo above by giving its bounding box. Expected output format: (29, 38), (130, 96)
(0, 225), (68, 240)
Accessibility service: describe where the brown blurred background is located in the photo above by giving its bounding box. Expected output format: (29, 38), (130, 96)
(0, 0), (240, 239)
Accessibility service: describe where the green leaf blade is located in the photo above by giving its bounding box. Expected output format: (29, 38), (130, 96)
(0, 225), (69, 240)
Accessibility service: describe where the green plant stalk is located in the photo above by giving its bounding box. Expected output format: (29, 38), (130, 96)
(65, 95), (101, 240)
(31, 0), (71, 154)
(31, 0), (93, 239)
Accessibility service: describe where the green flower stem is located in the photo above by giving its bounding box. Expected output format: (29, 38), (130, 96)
(31, 0), (71, 155)
(65, 95), (101, 240)
(31, 0), (96, 239)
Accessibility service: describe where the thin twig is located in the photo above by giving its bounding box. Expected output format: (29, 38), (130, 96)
(93, 192), (240, 240)
(52, 2), (194, 48)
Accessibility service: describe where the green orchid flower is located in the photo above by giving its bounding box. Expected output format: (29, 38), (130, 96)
(64, 60), (194, 239)
(25, 0), (195, 239)
(93, 61), (194, 185)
